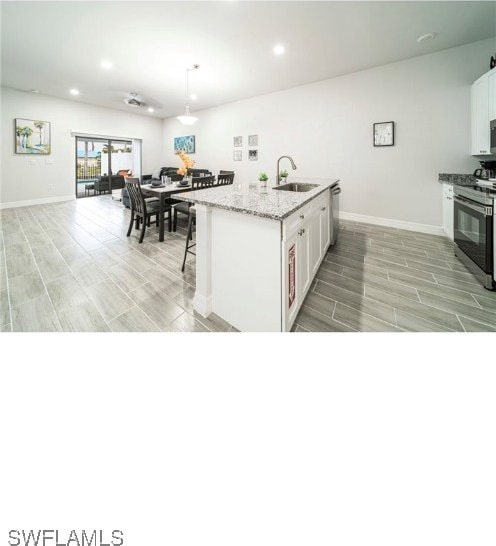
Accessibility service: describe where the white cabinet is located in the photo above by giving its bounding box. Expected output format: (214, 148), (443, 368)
(282, 216), (311, 331)
(309, 211), (321, 276)
(309, 198), (330, 276)
(282, 190), (331, 331)
(489, 69), (496, 123)
(319, 200), (331, 257)
(298, 220), (311, 295)
(442, 183), (454, 241)
(282, 231), (300, 329)
(471, 69), (496, 156)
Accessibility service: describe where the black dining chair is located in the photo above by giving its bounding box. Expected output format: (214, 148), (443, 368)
(164, 173), (188, 207)
(125, 178), (172, 243)
(216, 173), (235, 186)
(172, 175), (215, 232)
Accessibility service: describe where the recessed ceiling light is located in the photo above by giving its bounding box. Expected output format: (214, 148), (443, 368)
(101, 60), (113, 69)
(31, 89), (40, 94)
(69, 89), (80, 96)
(189, 93), (198, 101)
(147, 107), (154, 113)
(273, 44), (285, 55)
(417, 32), (437, 43)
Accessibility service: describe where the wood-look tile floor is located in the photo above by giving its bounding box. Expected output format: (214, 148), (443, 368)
(0, 195), (234, 332)
(1, 196), (495, 332)
(293, 220), (496, 332)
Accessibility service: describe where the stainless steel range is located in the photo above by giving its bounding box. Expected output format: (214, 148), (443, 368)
(453, 184), (495, 290)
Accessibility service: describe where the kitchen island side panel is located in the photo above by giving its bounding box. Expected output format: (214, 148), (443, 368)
(211, 208), (283, 332)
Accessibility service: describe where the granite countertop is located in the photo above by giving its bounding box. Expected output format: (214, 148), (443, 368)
(174, 178), (339, 220)
(438, 173), (476, 186)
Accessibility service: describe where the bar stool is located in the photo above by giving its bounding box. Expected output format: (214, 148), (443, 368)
(182, 206), (196, 272)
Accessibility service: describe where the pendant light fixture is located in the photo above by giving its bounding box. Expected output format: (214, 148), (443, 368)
(177, 64), (199, 125)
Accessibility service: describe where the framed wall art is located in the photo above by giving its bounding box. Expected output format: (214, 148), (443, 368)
(15, 118), (51, 154)
(373, 121), (394, 147)
(248, 134), (258, 146)
(233, 136), (242, 147)
(233, 150), (242, 161)
(174, 135), (196, 153)
(248, 149), (258, 161)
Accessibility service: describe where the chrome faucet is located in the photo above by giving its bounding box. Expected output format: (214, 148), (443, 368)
(276, 155), (297, 185)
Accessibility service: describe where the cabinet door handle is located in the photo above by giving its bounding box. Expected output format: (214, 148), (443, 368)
(299, 214), (305, 220)
(321, 206), (326, 211)
(301, 228), (305, 234)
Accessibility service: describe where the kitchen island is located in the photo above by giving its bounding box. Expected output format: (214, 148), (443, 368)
(175, 178), (339, 332)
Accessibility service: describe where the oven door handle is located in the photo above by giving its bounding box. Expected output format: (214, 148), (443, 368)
(453, 196), (493, 217)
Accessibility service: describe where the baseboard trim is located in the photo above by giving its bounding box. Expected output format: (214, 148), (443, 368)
(340, 211), (444, 236)
(193, 292), (212, 318)
(0, 195), (75, 210)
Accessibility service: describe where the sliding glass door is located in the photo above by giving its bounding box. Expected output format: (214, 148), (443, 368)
(75, 137), (134, 198)
(75, 137), (106, 198)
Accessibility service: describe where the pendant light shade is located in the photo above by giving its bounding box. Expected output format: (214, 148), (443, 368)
(177, 65), (199, 125)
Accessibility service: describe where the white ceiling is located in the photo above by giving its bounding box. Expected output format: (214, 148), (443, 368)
(2, 1), (495, 119)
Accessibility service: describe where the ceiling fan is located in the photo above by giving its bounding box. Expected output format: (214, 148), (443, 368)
(124, 92), (143, 108)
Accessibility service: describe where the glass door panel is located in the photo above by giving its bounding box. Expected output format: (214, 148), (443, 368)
(110, 140), (133, 177)
(75, 137), (107, 198)
(110, 140), (133, 196)
(75, 137), (133, 198)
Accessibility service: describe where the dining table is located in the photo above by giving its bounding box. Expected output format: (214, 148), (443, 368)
(141, 182), (193, 242)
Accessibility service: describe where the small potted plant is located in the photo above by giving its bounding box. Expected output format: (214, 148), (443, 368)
(258, 172), (268, 188)
(279, 169), (288, 183)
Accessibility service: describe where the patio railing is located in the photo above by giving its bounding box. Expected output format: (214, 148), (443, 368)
(76, 161), (101, 180)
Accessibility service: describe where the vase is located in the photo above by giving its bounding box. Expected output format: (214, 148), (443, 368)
(260, 180), (267, 188)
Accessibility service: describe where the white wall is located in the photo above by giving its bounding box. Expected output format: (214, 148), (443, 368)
(163, 38), (496, 229)
(0, 87), (164, 206)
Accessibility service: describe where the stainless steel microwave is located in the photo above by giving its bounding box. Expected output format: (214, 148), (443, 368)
(491, 119), (496, 154)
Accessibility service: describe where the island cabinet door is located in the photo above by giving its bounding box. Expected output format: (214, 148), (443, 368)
(319, 196), (331, 255)
(309, 211), (321, 277)
(282, 232), (300, 330)
(309, 194), (331, 276)
(298, 220), (311, 296)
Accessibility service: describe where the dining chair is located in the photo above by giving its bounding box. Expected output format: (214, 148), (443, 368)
(172, 175), (215, 232)
(125, 178), (172, 243)
(192, 175), (215, 189)
(216, 173), (235, 186)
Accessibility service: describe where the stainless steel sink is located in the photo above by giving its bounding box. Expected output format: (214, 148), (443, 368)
(272, 183), (319, 193)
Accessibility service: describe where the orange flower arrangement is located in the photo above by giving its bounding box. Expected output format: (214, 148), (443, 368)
(176, 150), (195, 176)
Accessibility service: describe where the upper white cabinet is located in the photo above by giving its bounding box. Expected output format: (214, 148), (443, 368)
(489, 69), (496, 122)
(471, 68), (496, 156)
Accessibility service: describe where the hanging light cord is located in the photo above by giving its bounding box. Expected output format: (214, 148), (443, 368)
(177, 64), (199, 124)
(185, 64), (199, 107)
